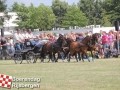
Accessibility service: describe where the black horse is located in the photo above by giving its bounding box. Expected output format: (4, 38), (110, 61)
(41, 34), (66, 62)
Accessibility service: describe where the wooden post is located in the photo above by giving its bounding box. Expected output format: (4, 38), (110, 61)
(1, 28), (4, 37)
(114, 20), (120, 55)
(117, 31), (120, 54)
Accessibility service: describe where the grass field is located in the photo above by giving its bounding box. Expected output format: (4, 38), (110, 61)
(0, 58), (120, 90)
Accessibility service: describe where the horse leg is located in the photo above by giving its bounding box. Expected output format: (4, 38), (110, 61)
(54, 53), (58, 62)
(78, 52), (81, 61)
(91, 50), (94, 61)
(64, 50), (69, 60)
(51, 52), (55, 62)
(86, 53), (90, 62)
(75, 53), (78, 62)
(48, 53), (52, 62)
(67, 52), (71, 62)
(56, 53), (59, 62)
(81, 53), (84, 62)
(40, 52), (45, 63)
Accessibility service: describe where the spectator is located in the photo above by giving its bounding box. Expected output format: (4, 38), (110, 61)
(108, 31), (115, 50)
(7, 36), (15, 56)
(1, 37), (8, 59)
(101, 31), (110, 58)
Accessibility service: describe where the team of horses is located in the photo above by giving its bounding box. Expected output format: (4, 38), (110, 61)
(29, 33), (100, 63)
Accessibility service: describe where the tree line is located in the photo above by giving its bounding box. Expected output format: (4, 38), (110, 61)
(0, 0), (120, 31)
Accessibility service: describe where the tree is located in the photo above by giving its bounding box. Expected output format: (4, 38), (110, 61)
(12, 3), (30, 29)
(11, 3), (56, 30)
(78, 0), (105, 25)
(78, 0), (94, 25)
(52, 0), (69, 28)
(103, 0), (120, 23)
(0, 0), (7, 26)
(100, 9), (111, 26)
(37, 4), (56, 30)
(0, 0), (6, 12)
(62, 5), (88, 28)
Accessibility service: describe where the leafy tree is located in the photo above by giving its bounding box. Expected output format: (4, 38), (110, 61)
(37, 4), (56, 30)
(100, 9), (111, 26)
(62, 5), (88, 28)
(0, 0), (6, 12)
(52, 0), (69, 28)
(12, 3), (30, 29)
(78, 0), (94, 25)
(11, 3), (56, 30)
(103, 0), (120, 23)
(78, 0), (105, 25)
(0, 0), (7, 25)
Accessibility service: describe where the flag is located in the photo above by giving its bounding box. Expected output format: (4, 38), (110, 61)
(0, 74), (12, 89)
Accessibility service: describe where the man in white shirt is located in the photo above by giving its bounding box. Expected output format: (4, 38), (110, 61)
(14, 29), (23, 50)
(27, 29), (34, 39)
(14, 30), (21, 43)
(22, 29), (29, 40)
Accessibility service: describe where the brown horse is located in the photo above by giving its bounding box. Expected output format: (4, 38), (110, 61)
(86, 33), (101, 60)
(61, 37), (89, 62)
(62, 33), (100, 62)
(41, 34), (66, 62)
(79, 33), (100, 61)
(69, 36), (91, 62)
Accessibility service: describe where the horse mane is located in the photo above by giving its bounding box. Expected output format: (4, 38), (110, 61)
(81, 36), (92, 45)
(66, 38), (74, 42)
(66, 38), (74, 45)
(91, 33), (100, 44)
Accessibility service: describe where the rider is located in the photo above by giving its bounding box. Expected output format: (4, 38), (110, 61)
(14, 29), (23, 50)
(27, 29), (36, 46)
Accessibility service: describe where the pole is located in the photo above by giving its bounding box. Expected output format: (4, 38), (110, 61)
(1, 28), (4, 37)
(114, 20), (119, 55)
(117, 31), (120, 54)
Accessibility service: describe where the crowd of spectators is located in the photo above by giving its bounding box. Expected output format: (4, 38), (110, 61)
(0, 28), (120, 59)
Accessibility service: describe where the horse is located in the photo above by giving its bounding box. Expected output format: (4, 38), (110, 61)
(62, 33), (100, 62)
(87, 33), (101, 60)
(61, 37), (89, 62)
(78, 33), (100, 61)
(70, 36), (91, 62)
(41, 34), (66, 62)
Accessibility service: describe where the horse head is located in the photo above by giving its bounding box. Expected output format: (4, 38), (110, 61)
(91, 33), (100, 44)
(65, 38), (74, 46)
(56, 35), (67, 47)
(82, 36), (92, 45)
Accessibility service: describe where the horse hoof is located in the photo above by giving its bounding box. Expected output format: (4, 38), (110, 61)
(88, 60), (90, 62)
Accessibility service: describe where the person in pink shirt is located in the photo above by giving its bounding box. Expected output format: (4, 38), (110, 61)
(108, 31), (115, 50)
(101, 31), (110, 58)
(102, 32), (108, 45)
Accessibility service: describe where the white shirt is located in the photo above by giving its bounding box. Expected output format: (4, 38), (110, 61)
(14, 33), (23, 42)
(14, 33), (21, 42)
(8, 39), (14, 45)
(28, 33), (34, 39)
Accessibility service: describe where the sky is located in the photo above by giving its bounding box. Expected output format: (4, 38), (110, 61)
(6, 0), (79, 8)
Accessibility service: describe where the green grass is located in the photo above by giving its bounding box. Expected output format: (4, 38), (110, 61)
(0, 58), (120, 90)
